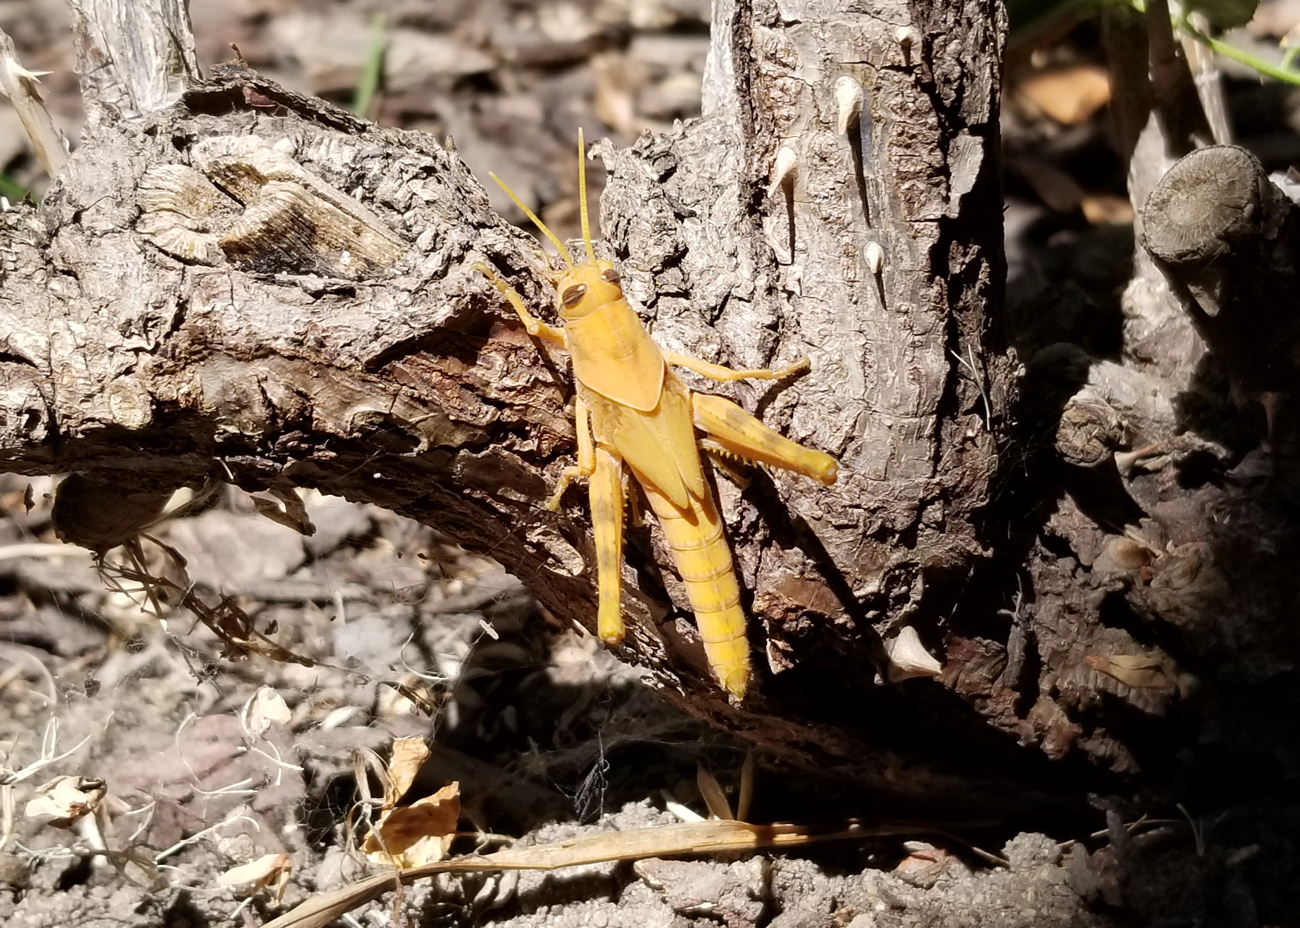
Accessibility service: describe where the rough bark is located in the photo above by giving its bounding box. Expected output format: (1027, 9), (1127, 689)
(995, 141), (1300, 799)
(999, 6), (1300, 810)
(8, 0), (1177, 821)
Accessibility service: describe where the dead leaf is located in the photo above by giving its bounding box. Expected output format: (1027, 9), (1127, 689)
(1016, 64), (1110, 125)
(883, 626), (943, 682)
(1085, 654), (1174, 690)
(1081, 195), (1135, 225)
(383, 737), (429, 807)
(355, 739), (459, 869)
(252, 485), (316, 536)
(242, 686), (291, 739)
(361, 782), (460, 869)
(219, 852), (292, 902)
(24, 775), (106, 827)
(696, 765), (733, 821)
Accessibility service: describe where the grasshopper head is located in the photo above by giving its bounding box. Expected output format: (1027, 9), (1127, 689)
(490, 128), (617, 324)
(555, 260), (622, 321)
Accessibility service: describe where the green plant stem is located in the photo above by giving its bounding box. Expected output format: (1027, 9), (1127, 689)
(352, 14), (387, 117)
(0, 174), (30, 201)
(1115, 0), (1300, 86)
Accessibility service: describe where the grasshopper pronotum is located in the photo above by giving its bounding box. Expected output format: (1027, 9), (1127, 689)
(478, 132), (837, 701)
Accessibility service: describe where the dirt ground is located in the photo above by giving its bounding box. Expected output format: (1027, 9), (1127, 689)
(0, 478), (1095, 928)
(0, 477), (1148, 928)
(4, 1), (1300, 926)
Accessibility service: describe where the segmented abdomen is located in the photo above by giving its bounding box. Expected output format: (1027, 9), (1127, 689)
(641, 483), (749, 700)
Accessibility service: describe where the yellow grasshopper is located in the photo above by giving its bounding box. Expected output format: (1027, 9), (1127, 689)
(478, 132), (837, 701)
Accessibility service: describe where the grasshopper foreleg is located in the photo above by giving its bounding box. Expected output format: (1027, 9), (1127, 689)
(475, 263), (568, 346)
(548, 398), (595, 510)
(693, 393), (838, 486)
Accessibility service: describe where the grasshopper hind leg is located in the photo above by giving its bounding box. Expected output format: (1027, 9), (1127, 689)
(697, 439), (752, 489)
(692, 393), (838, 485)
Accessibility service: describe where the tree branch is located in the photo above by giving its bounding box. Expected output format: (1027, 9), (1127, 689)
(0, 1), (1044, 813)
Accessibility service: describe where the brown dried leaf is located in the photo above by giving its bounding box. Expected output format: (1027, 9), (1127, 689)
(1085, 654), (1173, 690)
(1016, 65), (1111, 125)
(252, 486), (316, 536)
(219, 852), (292, 902)
(219, 852), (291, 888)
(1081, 194), (1135, 225)
(383, 737), (430, 808)
(696, 765), (733, 821)
(361, 782), (460, 869)
(51, 475), (174, 551)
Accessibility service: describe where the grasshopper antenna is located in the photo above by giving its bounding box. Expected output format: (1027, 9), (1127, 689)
(489, 171), (574, 268)
(577, 128), (598, 263)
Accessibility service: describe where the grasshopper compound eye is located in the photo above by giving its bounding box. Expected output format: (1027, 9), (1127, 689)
(562, 284), (587, 308)
(601, 268), (621, 285)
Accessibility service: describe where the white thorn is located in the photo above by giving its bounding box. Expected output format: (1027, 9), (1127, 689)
(835, 76), (863, 135)
(786, 263), (803, 296)
(0, 59), (52, 96)
(884, 626), (942, 682)
(865, 241), (884, 275)
(896, 26), (920, 64)
(767, 145), (798, 198)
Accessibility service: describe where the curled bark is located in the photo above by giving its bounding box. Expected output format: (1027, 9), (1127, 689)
(1141, 144), (1300, 415)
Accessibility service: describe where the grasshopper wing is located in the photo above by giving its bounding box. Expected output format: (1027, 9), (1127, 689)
(589, 375), (706, 511)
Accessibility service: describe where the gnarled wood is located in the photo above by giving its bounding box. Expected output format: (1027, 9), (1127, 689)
(0, 1), (1028, 816)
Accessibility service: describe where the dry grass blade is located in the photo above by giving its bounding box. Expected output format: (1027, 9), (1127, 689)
(696, 764), (733, 820)
(261, 820), (904, 928)
(736, 750), (755, 823)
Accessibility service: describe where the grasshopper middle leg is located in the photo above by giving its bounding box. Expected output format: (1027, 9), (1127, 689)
(548, 398), (594, 510)
(666, 351), (809, 383)
(589, 446), (626, 644)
